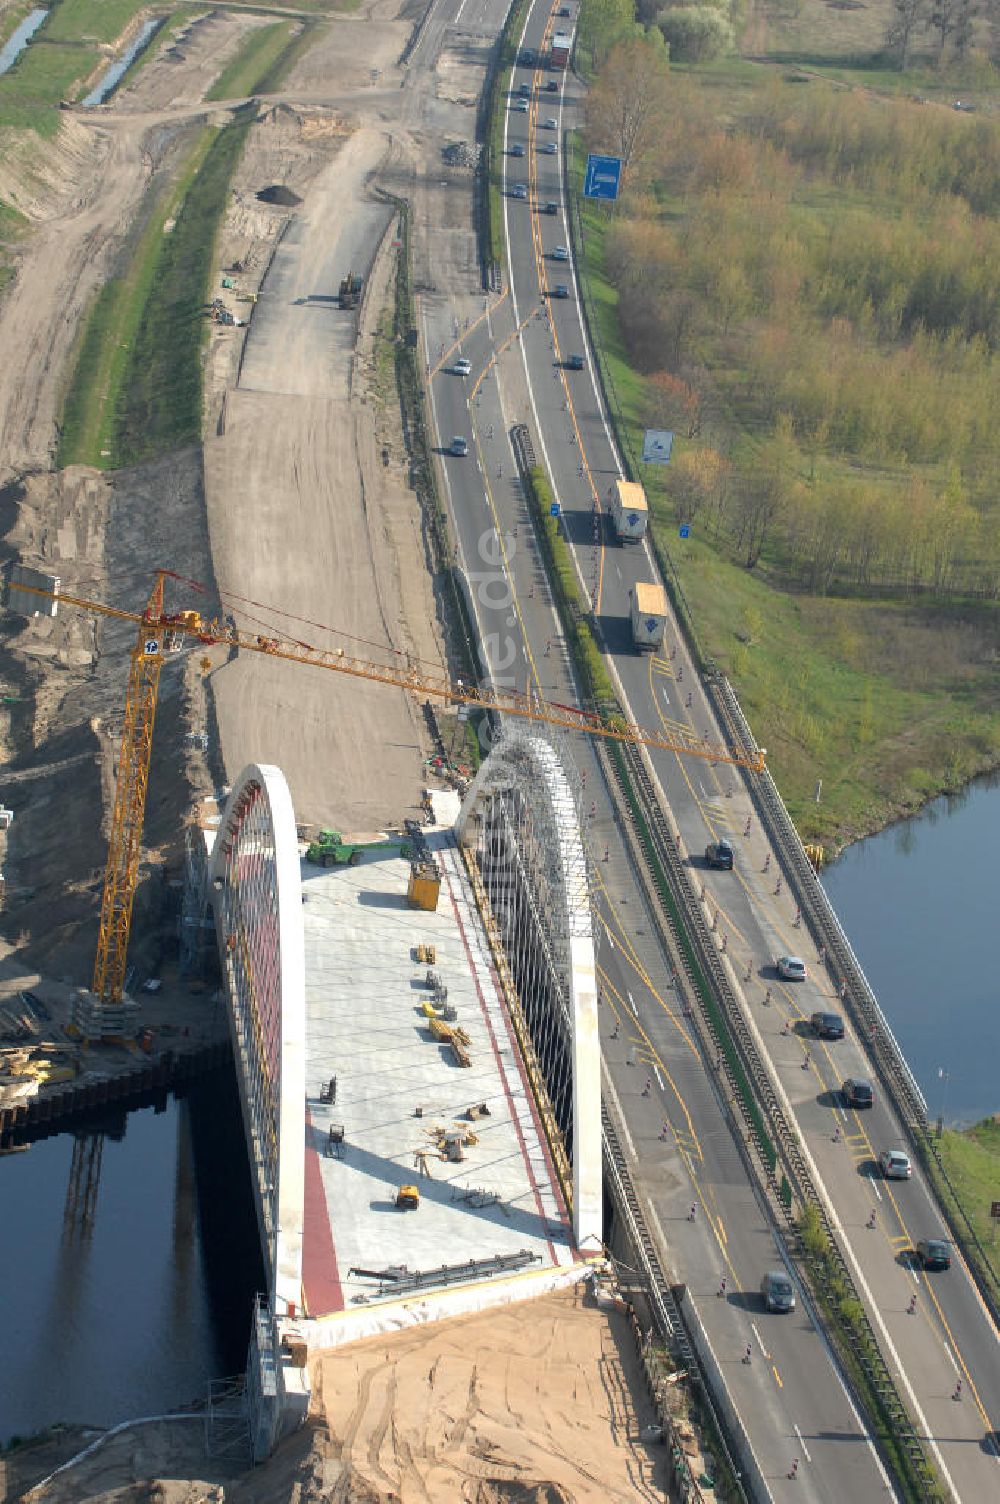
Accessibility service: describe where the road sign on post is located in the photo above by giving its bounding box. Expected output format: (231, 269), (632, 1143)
(550, 502), (561, 517)
(642, 429), (674, 465)
(584, 154), (622, 201)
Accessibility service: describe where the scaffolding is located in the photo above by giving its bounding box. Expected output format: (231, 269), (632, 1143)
(179, 824), (212, 977)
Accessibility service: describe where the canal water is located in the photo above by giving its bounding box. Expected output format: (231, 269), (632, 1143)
(821, 772), (1000, 1128)
(0, 1068), (263, 1445)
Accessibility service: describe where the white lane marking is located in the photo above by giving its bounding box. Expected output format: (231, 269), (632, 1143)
(793, 1424), (812, 1465)
(698, 782), (707, 799)
(653, 1065), (663, 1090)
(750, 1321), (770, 1361)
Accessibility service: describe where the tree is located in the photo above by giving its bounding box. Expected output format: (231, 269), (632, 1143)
(884, 0), (926, 68)
(732, 415), (801, 568)
(585, 37), (672, 188)
(658, 8), (735, 62)
(579, 0), (640, 72)
(668, 447), (730, 526)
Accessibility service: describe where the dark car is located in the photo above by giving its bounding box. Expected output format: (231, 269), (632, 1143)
(843, 1077), (874, 1108)
(566, 354), (585, 371)
(705, 839), (734, 871)
(544, 200), (559, 216)
(518, 82), (531, 98)
(509, 143), (525, 158)
(546, 80), (559, 92)
(811, 1011), (845, 1040)
(761, 1270), (796, 1313)
(916, 1237), (952, 1270)
(551, 284), (569, 299)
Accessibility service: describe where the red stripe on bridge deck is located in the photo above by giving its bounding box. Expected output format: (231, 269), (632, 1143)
(302, 1108), (344, 1316)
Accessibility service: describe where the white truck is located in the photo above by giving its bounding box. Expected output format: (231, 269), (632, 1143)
(630, 582), (668, 651)
(608, 479), (648, 543)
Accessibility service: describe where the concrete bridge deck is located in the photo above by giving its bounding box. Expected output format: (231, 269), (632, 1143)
(298, 808), (577, 1326)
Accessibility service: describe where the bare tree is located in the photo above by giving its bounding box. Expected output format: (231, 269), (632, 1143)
(884, 0), (927, 67)
(585, 37), (672, 188)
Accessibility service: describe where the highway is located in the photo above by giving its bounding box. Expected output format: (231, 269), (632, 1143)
(416, 1), (1000, 1499)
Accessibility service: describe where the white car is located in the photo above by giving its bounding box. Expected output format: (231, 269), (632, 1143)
(453, 357), (471, 376)
(513, 99), (528, 113)
(540, 142), (558, 155)
(776, 955), (807, 981)
(550, 246), (569, 261)
(542, 117), (558, 130)
(880, 1149), (912, 1180)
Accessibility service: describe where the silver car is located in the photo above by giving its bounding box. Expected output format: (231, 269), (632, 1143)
(777, 955), (807, 981)
(879, 1149), (912, 1180)
(761, 1270), (796, 1313)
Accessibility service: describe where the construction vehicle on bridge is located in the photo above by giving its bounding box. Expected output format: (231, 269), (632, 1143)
(305, 829), (410, 867)
(5, 571), (765, 1034)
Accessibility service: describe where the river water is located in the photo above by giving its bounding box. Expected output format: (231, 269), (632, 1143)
(0, 1069), (263, 1445)
(821, 772), (1000, 1128)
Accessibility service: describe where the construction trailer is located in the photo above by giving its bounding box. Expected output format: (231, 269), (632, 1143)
(630, 582), (668, 651)
(607, 479), (648, 543)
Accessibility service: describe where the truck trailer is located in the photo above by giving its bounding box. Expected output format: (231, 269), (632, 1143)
(550, 31), (572, 68)
(608, 479), (648, 543)
(630, 582), (668, 651)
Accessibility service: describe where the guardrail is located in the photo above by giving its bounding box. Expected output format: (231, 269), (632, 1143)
(602, 1102), (749, 1504)
(601, 736), (943, 1502)
(710, 674), (1000, 1327)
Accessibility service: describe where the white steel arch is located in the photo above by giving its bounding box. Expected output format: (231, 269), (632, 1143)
(208, 764), (305, 1318)
(456, 729), (602, 1252)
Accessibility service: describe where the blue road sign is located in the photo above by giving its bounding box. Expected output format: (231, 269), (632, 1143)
(584, 154), (622, 202)
(550, 502), (561, 517)
(679, 524), (691, 539)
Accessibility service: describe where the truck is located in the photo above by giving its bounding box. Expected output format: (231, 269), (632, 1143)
(305, 830), (410, 868)
(338, 270), (363, 309)
(630, 582), (668, 651)
(550, 30), (572, 69)
(608, 478), (648, 543)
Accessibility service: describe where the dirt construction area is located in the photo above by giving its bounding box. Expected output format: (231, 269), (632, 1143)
(5, 1287), (669, 1503)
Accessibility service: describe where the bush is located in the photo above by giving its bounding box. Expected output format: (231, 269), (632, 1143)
(657, 7), (734, 61)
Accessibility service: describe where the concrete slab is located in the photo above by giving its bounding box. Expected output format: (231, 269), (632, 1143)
(299, 824), (576, 1319)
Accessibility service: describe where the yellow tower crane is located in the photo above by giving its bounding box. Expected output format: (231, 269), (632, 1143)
(15, 570), (765, 1018)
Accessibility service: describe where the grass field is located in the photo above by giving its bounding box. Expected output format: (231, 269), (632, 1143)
(575, 183), (1000, 841)
(0, 0), (154, 132)
(206, 19), (299, 102)
(939, 1120), (1000, 1288)
(58, 109), (254, 469)
(569, 57), (1000, 847)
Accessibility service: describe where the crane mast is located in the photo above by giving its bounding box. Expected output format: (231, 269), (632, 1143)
(92, 574), (168, 1008)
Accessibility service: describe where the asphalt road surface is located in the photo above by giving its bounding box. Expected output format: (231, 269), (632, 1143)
(422, 2), (1000, 1499)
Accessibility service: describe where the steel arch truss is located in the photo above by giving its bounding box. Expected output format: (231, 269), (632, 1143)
(209, 764), (305, 1317)
(456, 730), (602, 1251)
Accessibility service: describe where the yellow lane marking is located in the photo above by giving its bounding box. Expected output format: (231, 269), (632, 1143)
(844, 1107), (993, 1427)
(598, 969), (704, 1164)
(595, 924), (699, 1060)
(428, 289), (510, 380)
(773, 1365), (783, 1389)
